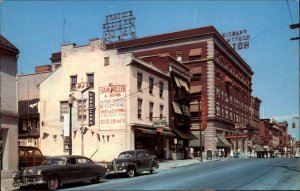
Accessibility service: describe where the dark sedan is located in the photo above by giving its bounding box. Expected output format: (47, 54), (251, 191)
(106, 149), (159, 178)
(12, 155), (106, 190)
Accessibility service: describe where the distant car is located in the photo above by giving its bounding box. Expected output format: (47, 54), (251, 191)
(12, 155), (106, 190)
(106, 149), (159, 178)
(19, 146), (46, 170)
(295, 153), (300, 158)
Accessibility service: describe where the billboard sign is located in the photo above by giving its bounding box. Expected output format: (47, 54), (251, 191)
(99, 84), (126, 130)
(222, 29), (250, 51)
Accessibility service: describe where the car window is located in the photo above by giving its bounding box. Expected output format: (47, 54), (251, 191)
(34, 149), (42, 156)
(27, 150), (33, 156)
(42, 158), (65, 165)
(118, 151), (135, 159)
(19, 150), (25, 157)
(144, 152), (151, 157)
(77, 158), (91, 164)
(137, 152), (145, 159)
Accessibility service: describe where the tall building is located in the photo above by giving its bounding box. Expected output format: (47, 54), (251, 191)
(106, 26), (258, 157)
(0, 35), (19, 178)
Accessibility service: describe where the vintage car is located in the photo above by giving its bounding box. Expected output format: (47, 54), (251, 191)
(12, 155), (106, 190)
(19, 146), (46, 170)
(106, 149), (159, 178)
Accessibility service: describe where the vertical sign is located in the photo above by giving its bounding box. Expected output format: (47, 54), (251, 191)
(88, 91), (95, 126)
(201, 96), (207, 129)
(99, 84), (126, 130)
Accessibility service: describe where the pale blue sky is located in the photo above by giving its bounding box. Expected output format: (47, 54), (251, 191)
(1, 0), (299, 139)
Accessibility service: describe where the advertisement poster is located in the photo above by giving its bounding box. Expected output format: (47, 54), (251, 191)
(99, 84), (126, 130)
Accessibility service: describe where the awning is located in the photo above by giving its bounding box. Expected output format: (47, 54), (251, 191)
(178, 79), (190, 92)
(173, 128), (197, 140)
(189, 48), (202, 57)
(254, 144), (265, 152)
(224, 76), (232, 84)
(216, 134), (232, 147)
(136, 128), (157, 135)
(190, 67), (202, 75)
(136, 127), (175, 137)
(174, 76), (181, 88)
(190, 85), (202, 94)
(189, 132), (204, 147)
(190, 101), (199, 112)
(172, 101), (182, 114)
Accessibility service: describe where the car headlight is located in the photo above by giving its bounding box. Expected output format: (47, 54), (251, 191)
(36, 169), (42, 176)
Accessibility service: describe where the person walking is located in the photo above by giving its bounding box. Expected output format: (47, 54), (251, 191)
(190, 147), (194, 159)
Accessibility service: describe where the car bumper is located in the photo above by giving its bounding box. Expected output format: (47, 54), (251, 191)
(13, 178), (47, 187)
(106, 168), (127, 175)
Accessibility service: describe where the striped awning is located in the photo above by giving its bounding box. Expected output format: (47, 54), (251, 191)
(189, 48), (202, 57)
(179, 79), (190, 92)
(190, 67), (202, 75)
(190, 85), (202, 94)
(172, 101), (182, 114)
(254, 144), (265, 152)
(174, 76), (181, 87)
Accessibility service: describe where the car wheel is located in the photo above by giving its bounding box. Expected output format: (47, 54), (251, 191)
(92, 176), (101, 184)
(47, 176), (59, 190)
(126, 167), (135, 178)
(150, 165), (156, 174)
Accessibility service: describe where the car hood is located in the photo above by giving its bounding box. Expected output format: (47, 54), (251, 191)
(22, 165), (61, 174)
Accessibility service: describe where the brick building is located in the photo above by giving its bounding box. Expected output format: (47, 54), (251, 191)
(106, 26), (257, 157)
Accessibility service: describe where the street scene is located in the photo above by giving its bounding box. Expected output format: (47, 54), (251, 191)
(0, 0), (299, 190)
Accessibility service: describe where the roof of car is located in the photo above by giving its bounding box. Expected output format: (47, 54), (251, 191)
(47, 155), (89, 159)
(120, 149), (148, 153)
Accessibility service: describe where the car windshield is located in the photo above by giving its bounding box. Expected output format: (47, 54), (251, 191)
(118, 151), (135, 159)
(42, 158), (65, 165)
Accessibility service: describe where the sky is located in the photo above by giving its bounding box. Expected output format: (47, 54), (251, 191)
(1, 0), (299, 139)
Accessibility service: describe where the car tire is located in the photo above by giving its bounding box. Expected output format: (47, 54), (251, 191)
(150, 165), (156, 174)
(126, 167), (135, 178)
(92, 176), (101, 184)
(47, 176), (59, 190)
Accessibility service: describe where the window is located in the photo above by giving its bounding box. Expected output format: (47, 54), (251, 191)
(225, 92), (228, 102)
(225, 107), (228, 118)
(60, 101), (69, 122)
(149, 102), (154, 121)
(189, 48), (202, 61)
(87, 73), (94, 89)
(216, 87), (220, 98)
(159, 81), (164, 98)
(160, 105), (164, 119)
(176, 51), (182, 62)
(77, 100), (87, 121)
(138, 99), (142, 119)
(216, 104), (220, 116)
(137, 73), (143, 91)
(104, 57), (109, 66)
(70, 75), (77, 90)
(64, 136), (69, 152)
(149, 77), (154, 94)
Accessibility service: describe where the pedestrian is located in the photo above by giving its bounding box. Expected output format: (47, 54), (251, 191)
(190, 147), (194, 159)
(184, 147), (188, 159)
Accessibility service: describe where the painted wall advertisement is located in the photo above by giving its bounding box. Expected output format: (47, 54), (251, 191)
(99, 84), (126, 130)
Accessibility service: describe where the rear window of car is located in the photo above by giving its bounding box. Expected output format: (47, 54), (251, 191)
(118, 151), (135, 159)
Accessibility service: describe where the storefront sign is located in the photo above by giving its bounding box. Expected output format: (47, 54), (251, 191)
(222, 29), (250, 51)
(99, 84), (126, 130)
(88, 91), (95, 126)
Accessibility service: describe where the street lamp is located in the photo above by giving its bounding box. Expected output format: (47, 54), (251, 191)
(68, 94), (75, 155)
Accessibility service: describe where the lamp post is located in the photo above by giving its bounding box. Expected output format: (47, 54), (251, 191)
(197, 99), (203, 162)
(68, 94), (75, 155)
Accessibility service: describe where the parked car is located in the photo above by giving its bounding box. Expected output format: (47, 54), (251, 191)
(106, 149), (159, 178)
(12, 155), (107, 190)
(19, 146), (46, 170)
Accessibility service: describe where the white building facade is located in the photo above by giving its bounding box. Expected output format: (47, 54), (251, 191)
(39, 39), (170, 162)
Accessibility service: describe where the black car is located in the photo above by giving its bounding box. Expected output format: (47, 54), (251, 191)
(12, 155), (106, 190)
(106, 149), (159, 178)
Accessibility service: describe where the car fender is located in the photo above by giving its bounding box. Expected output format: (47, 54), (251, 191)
(123, 162), (137, 171)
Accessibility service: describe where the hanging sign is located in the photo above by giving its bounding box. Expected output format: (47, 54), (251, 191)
(88, 91), (95, 126)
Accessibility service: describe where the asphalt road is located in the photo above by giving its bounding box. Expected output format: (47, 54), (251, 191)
(59, 158), (300, 190)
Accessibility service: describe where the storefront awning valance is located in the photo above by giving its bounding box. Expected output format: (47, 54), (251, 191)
(254, 144), (265, 152)
(173, 128), (197, 140)
(189, 48), (202, 57)
(172, 101), (183, 114)
(216, 134), (232, 148)
(189, 132), (204, 147)
(190, 85), (202, 94)
(136, 128), (157, 135)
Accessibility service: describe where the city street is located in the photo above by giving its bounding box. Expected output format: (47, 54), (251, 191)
(56, 158), (300, 190)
